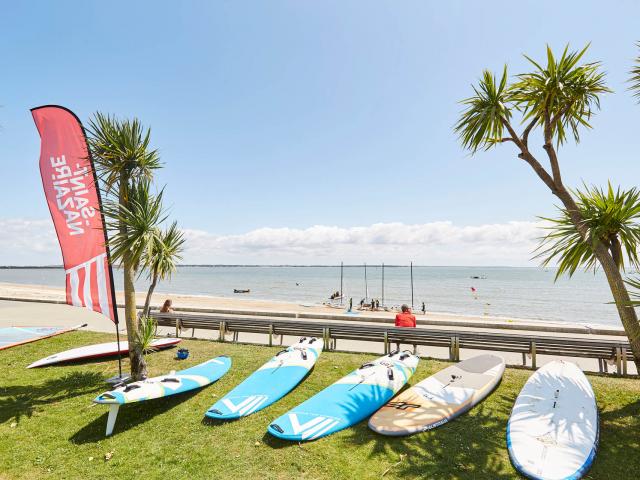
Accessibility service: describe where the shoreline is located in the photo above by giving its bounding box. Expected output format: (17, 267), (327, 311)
(0, 281), (624, 336)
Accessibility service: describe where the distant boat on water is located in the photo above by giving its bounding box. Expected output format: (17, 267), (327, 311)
(233, 289), (250, 294)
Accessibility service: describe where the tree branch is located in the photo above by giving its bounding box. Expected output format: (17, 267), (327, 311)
(542, 109), (563, 186)
(522, 117), (538, 147)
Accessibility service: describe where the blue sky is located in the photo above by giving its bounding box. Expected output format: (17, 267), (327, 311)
(2, 1), (640, 264)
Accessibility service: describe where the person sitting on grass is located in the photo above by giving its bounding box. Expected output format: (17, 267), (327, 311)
(395, 304), (416, 328)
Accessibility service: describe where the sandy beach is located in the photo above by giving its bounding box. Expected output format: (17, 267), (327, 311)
(0, 281), (625, 335)
(1, 281), (633, 374)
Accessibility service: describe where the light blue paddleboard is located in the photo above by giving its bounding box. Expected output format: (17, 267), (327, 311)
(94, 356), (231, 436)
(205, 337), (323, 420)
(267, 350), (419, 441)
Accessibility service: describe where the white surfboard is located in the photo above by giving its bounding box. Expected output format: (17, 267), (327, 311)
(27, 338), (181, 368)
(507, 360), (598, 480)
(369, 354), (504, 435)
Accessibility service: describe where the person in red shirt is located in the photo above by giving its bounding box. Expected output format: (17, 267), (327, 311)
(395, 304), (416, 328)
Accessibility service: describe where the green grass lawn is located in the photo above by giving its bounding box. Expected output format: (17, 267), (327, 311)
(0, 331), (639, 479)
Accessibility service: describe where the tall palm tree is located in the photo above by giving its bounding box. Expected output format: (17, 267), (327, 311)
(454, 44), (640, 370)
(87, 114), (161, 380)
(142, 222), (185, 317)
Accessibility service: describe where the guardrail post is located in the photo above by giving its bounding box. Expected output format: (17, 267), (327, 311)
(383, 331), (389, 354)
(622, 347), (628, 376)
(219, 321), (226, 342)
(449, 337), (455, 361)
(531, 341), (537, 370)
(175, 318), (181, 338)
(268, 324), (273, 347)
(455, 337), (460, 361)
(615, 347), (622, 376)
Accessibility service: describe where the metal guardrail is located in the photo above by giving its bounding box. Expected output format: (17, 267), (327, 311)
(151, 311), (634, 376)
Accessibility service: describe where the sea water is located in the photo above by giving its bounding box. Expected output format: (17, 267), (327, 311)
(0, 265), (627, 326)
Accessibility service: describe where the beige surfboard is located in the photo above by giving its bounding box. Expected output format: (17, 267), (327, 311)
(368, 354), (505, 436)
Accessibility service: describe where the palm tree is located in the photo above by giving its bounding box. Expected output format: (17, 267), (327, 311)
(87, 114), (162, 380)
(454, 44), (640, 371)
(537, 184), (640, 277)
(142, 222), (185, 317)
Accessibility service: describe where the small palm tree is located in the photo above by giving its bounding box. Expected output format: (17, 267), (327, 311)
(455, 44), (640, 370)
(142, 222), (185, 317)
(537, 184), (640, 278)
(88, 113), (162, 380)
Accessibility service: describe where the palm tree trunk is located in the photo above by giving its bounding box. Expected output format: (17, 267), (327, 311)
(593, 244), (640, 372)
(119, 173), (147, 380)
(142, 274), (158, 318)
(123, 261), (147, 380)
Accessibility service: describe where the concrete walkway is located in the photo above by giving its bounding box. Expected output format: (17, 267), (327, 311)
(0, 299), (636, 375)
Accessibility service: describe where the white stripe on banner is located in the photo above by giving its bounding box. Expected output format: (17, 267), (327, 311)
(96, 254), (110, 316)
(83, 261), (93, 311)
(69, 269), (81, 307)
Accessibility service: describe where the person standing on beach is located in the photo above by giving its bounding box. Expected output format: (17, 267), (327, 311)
(421, 302), (426, 315)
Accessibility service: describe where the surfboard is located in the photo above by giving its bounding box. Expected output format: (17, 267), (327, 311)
(0, 324), (86, 351)
(94, 355), (231, 436)
(27, 337), (181, 368)
(267, 350), (419, 441)
(368, 354), (504, 436)
(205, 337), (323, 420)
(507, 360), (598, 480)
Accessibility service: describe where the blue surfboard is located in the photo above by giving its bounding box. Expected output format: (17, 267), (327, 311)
(205, 337), (323, 420)
(267, 350), (419, 441)
(94, 356), (231, 436)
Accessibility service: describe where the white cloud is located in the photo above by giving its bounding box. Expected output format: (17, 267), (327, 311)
(0, 219), (61, 265)
(0, 218), (543, 266)
(181, 221), (543, 265)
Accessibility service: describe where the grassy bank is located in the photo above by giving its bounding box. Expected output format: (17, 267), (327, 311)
(1, 331), (639, 479)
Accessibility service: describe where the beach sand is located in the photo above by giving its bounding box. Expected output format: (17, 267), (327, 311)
(0, 281), (619, 332)
(0, 282), (633, 374)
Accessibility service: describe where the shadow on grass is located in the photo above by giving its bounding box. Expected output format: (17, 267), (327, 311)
(339, 390), (518, 480)
(590, 399), (640, 477)
(70, 390), (200, 443)
(0, 371), (105, 425)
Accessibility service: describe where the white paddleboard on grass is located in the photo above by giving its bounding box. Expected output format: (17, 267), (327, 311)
(28, 338), (181, 368)
(94, 356), (231, 436)
(507, 360), (598, 480)
(369, 354), (504, 435)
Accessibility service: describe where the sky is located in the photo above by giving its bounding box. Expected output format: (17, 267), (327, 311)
(1, 1), (640, 265)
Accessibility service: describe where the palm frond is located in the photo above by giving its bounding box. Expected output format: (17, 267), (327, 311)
(454, 65), (513, 153)
(145, 221), (185, 282)
(87, 112), (162, 195)
(628, 42), (640, 102)
(135, 316), (159, 354)
(536, 183), (640, 279)
(104, 180), (167, 270)
(510, 43), (611, 146)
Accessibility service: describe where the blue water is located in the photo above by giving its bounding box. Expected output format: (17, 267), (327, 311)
(0, 265), (624, 326)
